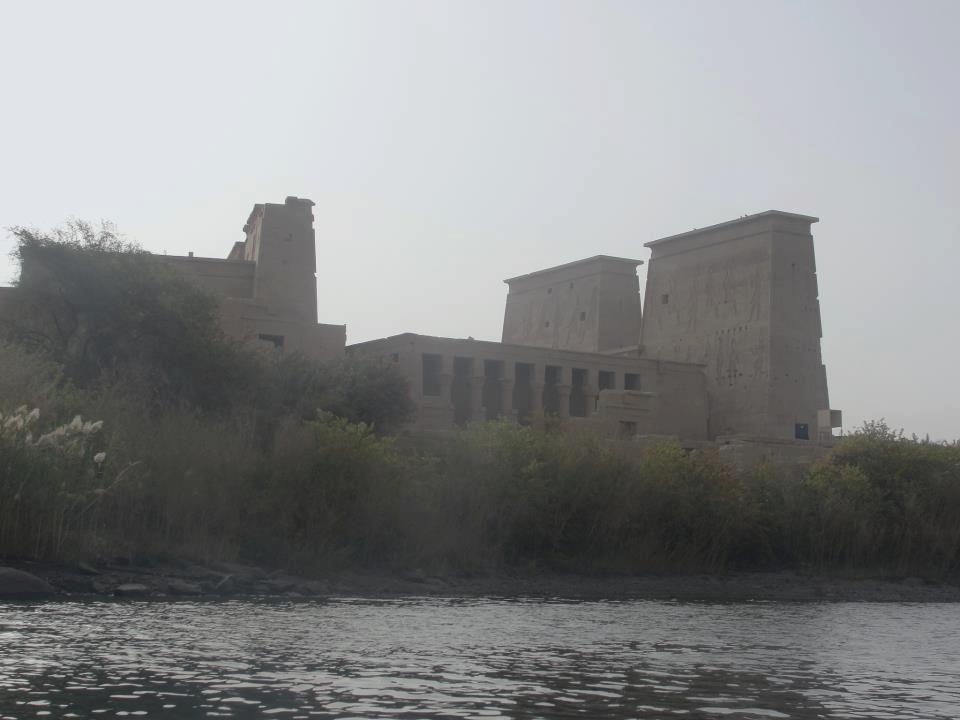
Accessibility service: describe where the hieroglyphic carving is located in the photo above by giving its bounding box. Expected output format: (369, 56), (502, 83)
(714, 333), (724, 380)
(721, 266), (738, 315)
(748, 266), (765, 323)
(703, 268), (718, 320)
(751, 330), (768, 378)
(685, 264), (700, 333)
(725, 333), (739, 386)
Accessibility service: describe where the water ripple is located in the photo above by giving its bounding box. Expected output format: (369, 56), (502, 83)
(0, 598), (958, 718)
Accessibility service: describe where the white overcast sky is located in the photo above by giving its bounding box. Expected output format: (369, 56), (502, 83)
(1, 1), (957, 439)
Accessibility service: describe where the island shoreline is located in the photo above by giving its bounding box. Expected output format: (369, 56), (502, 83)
(3, 560), (960, 603)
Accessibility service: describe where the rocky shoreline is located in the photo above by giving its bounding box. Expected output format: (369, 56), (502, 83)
(2, 560), (959, 603)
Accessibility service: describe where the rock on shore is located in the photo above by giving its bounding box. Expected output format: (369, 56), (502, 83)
(0, 567), (56, 598)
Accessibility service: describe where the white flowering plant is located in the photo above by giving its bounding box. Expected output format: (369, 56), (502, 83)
(1, 406), (105, 462)
(0, 405), (113, 558)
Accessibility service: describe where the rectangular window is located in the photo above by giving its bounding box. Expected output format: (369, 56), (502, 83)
(422, 353), (442, 396)
(598, 370), (615, 391)
(258, 333), (284, 349)
(795, 423), (810, 440)
(661, 293), (669, 304)
(624, 373), (640, 390)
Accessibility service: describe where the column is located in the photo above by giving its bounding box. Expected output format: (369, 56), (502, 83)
(499, 361), (515, 422)
(439, 354), (454, 409)
(469, 359), (485, 423)
(583, 368), (599, 415)
(531, 363), (545, 427)
(556, 366), (572, 420)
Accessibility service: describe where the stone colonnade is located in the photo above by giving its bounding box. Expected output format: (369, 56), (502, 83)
(427, 353), (624, 426)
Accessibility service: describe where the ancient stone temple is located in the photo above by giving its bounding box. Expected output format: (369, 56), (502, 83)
(1, 198), (841, 449)
(0, 196), (345, 362)
(159, 196), (345, 361)
(351, 210), (841, 447)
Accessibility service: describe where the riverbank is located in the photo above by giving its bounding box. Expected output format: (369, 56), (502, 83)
(3, 560), (960, 602)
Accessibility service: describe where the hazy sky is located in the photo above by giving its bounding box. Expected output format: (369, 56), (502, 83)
(1, 1), (957, 439)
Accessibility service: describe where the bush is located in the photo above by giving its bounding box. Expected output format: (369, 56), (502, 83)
(425, 424), (760, 574)
(259, 354), (414, 435)
(0, 342), (63, 411)
(626, 443), (757, 571)
(801, 421), (960, 575)
(246, 413), (426, 570)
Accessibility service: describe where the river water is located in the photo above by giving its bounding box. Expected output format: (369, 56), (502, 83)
(1, 598), (958, 719)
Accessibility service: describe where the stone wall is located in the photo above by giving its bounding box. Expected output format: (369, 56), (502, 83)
(349, 333), (709, 440)
(716, 436), (832, 479)
(502, 255), (643, 353)
(159, 256), (255, 299)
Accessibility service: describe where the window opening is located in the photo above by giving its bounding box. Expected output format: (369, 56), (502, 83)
(258, 334), (284, 349)
(422, 353), (442, 396)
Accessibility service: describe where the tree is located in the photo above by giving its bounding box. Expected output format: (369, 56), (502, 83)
(264, 354), (414, 434)
(3, 220), (260, 412)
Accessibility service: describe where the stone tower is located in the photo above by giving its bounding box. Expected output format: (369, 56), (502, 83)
(236, 196), (319, 325)
(502, 255), (643, 353)
(640, 211), (836, 441)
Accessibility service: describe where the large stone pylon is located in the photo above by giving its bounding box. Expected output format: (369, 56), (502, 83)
(640, 210), (836, 441)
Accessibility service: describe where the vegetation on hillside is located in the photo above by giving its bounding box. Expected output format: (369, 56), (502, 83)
(1, 222), (959, 581)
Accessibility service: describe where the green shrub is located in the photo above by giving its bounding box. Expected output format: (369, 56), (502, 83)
(247, 412), (426, 570)
(802, 421), (960, 575)
(0, 342), (63, 411)
(258, 354), (414, 436)
(426, 424), (759, 574)
(627, 443), (757, 571)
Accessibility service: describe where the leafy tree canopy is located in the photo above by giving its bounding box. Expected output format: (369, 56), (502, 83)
(4, 220), (259, 412)
(2, 220), (413, 430)
(263, 354), (414, 434)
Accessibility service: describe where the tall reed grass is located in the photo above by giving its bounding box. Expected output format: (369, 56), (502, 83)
(1, 337), (958, 578)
